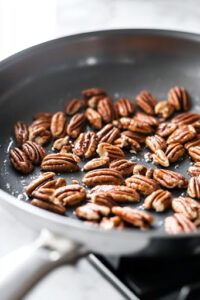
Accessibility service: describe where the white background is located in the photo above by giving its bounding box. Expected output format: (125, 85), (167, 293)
(0, 1), (200, 299)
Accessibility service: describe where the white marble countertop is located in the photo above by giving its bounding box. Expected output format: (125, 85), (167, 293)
(1, 0), (200, 299)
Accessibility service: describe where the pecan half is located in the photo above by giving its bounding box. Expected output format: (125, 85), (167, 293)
(32, 187), (55, 202)
(76, 203), (110, 220)
(87, 95), (105, 108)
(97, 124), (120, 144)
(90, 192), (116, 208)
(188, 146), (200, 162)
(112, 206), (154, 229)
(85, 108), (102, 130)
(52, 136), (72, 152)
(145, 135), (167, 153)
(114, 118), (153, 134)
(42, 177), (67, 189)
(33, 112), (53, 121)
(165, 213), (196, 234)
(152, 149), (169, 167)
(153, 169), (188, 188)
(168, 86), (189, 111)
(185, 134), (200, 150)
(155, 101), (174, 120)
(9, 148), (33, 174)
(125, 175), (158, 195)
(144, 189), (172, 212)
(14, 121), (29, 147)
(187, 176), (200, 199)
(114, 136), (141, 153)
(65, 98), (84, 115)
(165, 143), (185, 163)
(188, 162), (200, 176)
(115, 98), (134, 117)
(82, 87), (106, 100)
(25, 172), (56, 196)
(156, 122), (177, 137)
(136, 90), (157, 115)
(133, 112), (158, 127)
(31, 199), (66, 215)
(167, 125), (196, 144)
(171, 112), (200, 126)
(97, 97), (116, 123)
(121, 130), (146, 143)
(50, 112), (67, 138)
(52, 184), (86, 205)
(74, 132), (97, 158)
(172, 197), (200, 224)
(109, 159), (136, 177)
(83, 157), (110, 171)
(133, 164), (147, 176)
(30, 118), (51, 131)
(22, 141), (46, 164)
(41, 153), (80, 172)
(89, 185), (140, 203)
(100, 216), (125, 229)
(29, 127), (51, 146)
(97, 143), (125, 161)
(66, 113), (86, 138)
(82, 169), (124, 187)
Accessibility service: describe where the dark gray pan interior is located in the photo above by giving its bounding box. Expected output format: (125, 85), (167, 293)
(0, 29), (200, 235)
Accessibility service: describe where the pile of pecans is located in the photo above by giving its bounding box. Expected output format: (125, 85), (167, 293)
(9, 87), (200, 233)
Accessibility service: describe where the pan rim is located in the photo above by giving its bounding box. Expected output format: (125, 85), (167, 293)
(1, 28), (200, 240)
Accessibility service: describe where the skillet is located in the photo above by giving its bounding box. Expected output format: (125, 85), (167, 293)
(0, 29), (200, 299)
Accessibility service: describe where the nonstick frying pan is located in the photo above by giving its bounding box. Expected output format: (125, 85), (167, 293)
(1, 29), (200, 300)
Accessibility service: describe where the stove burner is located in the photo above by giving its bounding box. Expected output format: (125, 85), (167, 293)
(88, 254), (200, 300)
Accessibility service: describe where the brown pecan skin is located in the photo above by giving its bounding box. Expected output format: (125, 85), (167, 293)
(33, 112), (53, 121)
(109, 159), (136, 177)
(136, 90), (157, 115)
(52, 184), (86, 205)
(171, 112), (200, 126)
(115, 98), (134, 117)
(29, 127), (51, 146)
(83, 157), (110, 171)
(188, 162), (200, 176)
(145, 135), (166, 153)
(97, 97), (116, 123)
(115, 118), (154, 134)
(165, 213), (196, 234)
(167, 125), (196, 144)
(133, 164), (147, 176)
(30, 118), (51, 131)
(172, 197), (200, 222)
(41, 153), (80, 172)
(185, 134), (200, 150)
(125, 175), (158, 195)
(121, 130), (146, 143)
(144, 189), (172, 212)
(97, 124), (120, 144)
(52, 136), (72, 152)
(89, 185), (140, 203)
(90, 192), (116, 208)
(82, 169), (124, 187)
(22, 141), (46, 164)
(133, 112), (158, 127)
(168, 86), (189, 111)
(76, 203), (110, 220)
(153, 169), (188, 188)
(9, 148), (33, 174)
(187, 176), (200, 199)
(50, 112), (66, 138)
(188, 146), (200, 162)
(155, 101), (174, 120)
(66, 113), (86, 138)
(100, 216), (125, 229)
(32, 187), (55, 202)
(152, 149), (169, 167)
(25, 172), (56, 196)
(31, 199), (66, 215)
(112, 206), (154, 229)
(82, 87), (106, 100)
(97, 143), (125, 161)
(85, 108), (102, 130)
(74, 132), (97, 158)
(65, 98), (84, 115)
(165, 143), (185, 163)
(14, 121), (29, 147)
(156, 122), (177, 137)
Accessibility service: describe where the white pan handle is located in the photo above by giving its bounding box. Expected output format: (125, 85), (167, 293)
(0, 229), (88, 300)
